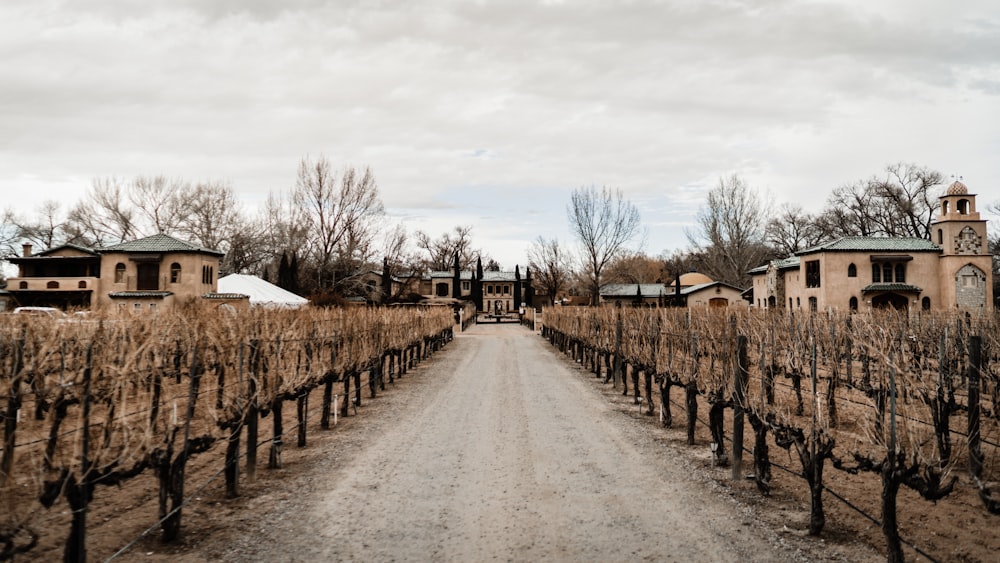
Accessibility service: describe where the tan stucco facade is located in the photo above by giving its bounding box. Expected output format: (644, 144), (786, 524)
(750, 182), (993, 313)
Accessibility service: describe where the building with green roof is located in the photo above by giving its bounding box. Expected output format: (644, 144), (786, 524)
(748, 181), (992, 312)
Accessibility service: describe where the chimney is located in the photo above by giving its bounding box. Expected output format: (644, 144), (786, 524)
(22, 243), (32, 257)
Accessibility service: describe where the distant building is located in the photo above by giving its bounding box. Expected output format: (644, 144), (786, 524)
(5, 233), (242, 313)
(598, 275), (747, 309)
(749, 181), (993, 312)
(409, 256), (534, 313)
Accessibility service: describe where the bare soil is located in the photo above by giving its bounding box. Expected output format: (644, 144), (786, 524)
(18, 322), (996, 561)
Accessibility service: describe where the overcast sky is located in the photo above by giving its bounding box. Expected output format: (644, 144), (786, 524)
(2, 0), (998, 269)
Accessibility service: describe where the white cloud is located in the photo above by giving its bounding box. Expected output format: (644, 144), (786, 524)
(1, 0), (997, 268)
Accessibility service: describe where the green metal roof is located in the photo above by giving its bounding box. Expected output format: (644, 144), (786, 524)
(861, 283), (923, 294)
(98, 233), (224, 256)
(108, 291), (174, 299)
(798, 236), (939, 255)
(600, 283), (665, 298)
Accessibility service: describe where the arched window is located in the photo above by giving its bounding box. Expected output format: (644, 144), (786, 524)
(808, 296), (817, 312)
(47, 281), (59, 289)
(788, 297), (793, 309)
(847, 263), (857, 278)
(18, 281), (27, 289)
(170, 263), (181, 283)
(942, 201), (950, 214)
(921, 297), (931, 311)
(894, 264), (905, 283)
(872, 264), (881, 283)
(957, 199), (969, 214)
(849, 297), (858, 312)
(115, 263), (126, 283)
(796, 297), (800, 308)
(78, 280), (87, 289)
(883, 263), (893, 283)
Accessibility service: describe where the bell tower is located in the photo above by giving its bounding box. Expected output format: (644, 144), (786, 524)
(932, 180), (992, 309)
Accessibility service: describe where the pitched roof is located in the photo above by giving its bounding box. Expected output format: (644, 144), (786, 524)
(98, 233), (224, 256)
(681, 281), (746, 295)
(217, 274), (308, 308)
(861, 283), (923, 294)
(480, 271), (518, 282)
(427, 270), (474, 280)
(749, 256), (800, 275)
(797, 236), (940, 255)
(600, 283), (666, 298)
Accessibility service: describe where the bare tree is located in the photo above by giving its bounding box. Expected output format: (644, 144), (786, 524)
(816, 163), (943, 240)
(415, 225), (480, 271)
(688, 174), (774, 287)
(1, 208), (18, 258)
(292, 157), (384, 293)
(127, 175), (188, 235)
(66, 177), (139, 246)
(527, 236), (571, 305)
(567, 185), (641, 306)
(603, 251), (668, 284)
(15, 200), (73, 249)
(765, 203), (826, 256)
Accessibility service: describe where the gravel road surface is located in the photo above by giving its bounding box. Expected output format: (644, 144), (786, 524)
(214, 323), (807, 562)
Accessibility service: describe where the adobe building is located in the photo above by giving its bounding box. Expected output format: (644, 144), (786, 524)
(749, 180), (993, 312)
(5, 233), (244, 313)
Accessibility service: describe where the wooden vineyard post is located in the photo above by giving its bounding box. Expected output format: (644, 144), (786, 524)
(341, 370), (353, 417)
(68, 342), (94, 563)
(297, 391), (308, 448)
(246, 339), (260, 482)
(732, 334), (748, 482)
(321, 340), (337, 430)
(968, 335), (983, 480)
(354, 370), (362, 409)
(269, 398), (283, 469)
(0, 335), (24, 487)
(613, 303), (623, 389)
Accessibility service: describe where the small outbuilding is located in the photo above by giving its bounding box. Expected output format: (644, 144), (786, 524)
(217, 274), (309, 309)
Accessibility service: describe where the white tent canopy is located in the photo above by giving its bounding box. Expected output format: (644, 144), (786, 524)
(217, 274), (309, 309)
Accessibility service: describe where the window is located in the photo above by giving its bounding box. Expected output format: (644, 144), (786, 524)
(937, 229), (943, 245)
(133, 303), (142, 312)
(796, 297), (800, 308)
(847, 263), (857, 278)
(805, 260), (820, 288)
(19, 281), (27, 289)
(849, 297), (858, 312)
(201, 265), (215, 284)
(462, 281), (470, 291)
(78, 280), (87, 288)
(808, 296), (817, 312)
(435, 282), (449, 297)
(503, 285), (510, 295)
(170, 263), (181, 283)
(47, 281), (59, 289)
(150, 303), (157, 313)
(894, 264), (905, 283)
(487, 284), (493, 295)
(962, 275), (978, 288)
(883, 263), (893, 283)
(957, 199), (969, 214)
(115, 263), (126, 283)
(137, 263), (159, 291)
(789, 297), (793, 308)
(921, 297), (930, 311)
(872, 264), (881, 283)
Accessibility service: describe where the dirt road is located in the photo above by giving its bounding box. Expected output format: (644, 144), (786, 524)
(212, 323), (807, 561)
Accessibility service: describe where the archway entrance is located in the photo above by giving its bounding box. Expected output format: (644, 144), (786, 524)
(871, 292), (909, 310)
(709, 298), (728, 308)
